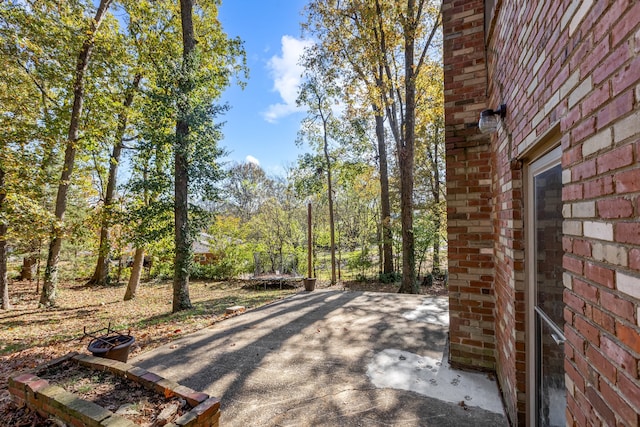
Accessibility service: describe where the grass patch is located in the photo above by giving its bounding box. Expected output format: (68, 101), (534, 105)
(0, 279), (299, 357)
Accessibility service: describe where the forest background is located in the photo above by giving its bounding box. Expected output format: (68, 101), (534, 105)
(0, 0), (445, 313)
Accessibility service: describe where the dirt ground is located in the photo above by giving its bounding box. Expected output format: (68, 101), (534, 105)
(0, 278), (448, 426)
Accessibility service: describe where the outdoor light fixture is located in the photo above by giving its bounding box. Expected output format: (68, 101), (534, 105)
(478, 104), (507, 134)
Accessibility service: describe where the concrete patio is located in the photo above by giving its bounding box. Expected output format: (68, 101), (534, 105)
(132, 289), (508, 426)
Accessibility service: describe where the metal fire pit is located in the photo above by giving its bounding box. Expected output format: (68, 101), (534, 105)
(84, 323), (135, 363)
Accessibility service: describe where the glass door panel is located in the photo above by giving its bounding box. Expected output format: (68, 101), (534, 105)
(534, 164), (565, 327)
(530, 149), (565, 427)
(536, 309), (566, 427)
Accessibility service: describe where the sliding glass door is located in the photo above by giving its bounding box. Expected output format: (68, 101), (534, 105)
(527, 146), (566, 427)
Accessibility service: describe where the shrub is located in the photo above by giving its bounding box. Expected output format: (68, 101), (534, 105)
(378, 271), (401, 283)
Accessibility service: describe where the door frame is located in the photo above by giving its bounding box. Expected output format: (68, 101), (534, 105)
(525, 145), (563, 426)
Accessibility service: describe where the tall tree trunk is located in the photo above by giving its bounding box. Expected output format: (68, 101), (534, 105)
(431, 140), (441, 273)
(377, 220), (383, 273)
(173, 0), (195, 312)
(374, 107), (393, 275)
(398, 0), (418, 294)
(88, 74), (141, 286)
(35, 242), (42, 294)
(323, 122), (337, 285)
(0, 224), (8, 310)
(0, 167), (10, 310)
(40, 0), (113, 307)
(124, 246), (144, 301)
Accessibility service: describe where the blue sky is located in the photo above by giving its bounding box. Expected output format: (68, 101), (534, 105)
(217, 1), (312, 176)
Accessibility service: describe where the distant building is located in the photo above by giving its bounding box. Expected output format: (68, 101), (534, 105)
(443, 1), (640, 425)
(193, 233), (219, 265)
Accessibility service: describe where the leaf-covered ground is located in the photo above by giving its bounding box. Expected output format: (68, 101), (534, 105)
(0, 279), (299, 424)
(0, 278), (447, 425)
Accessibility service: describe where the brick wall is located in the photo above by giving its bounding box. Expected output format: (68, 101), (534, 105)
(444, 0), (640, 425)
(443, 0), (497, 373)
(557, 1), (640, 424)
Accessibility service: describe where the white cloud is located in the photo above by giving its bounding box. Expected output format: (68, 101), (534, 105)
(245, 155), (260, 166)
(262, 35), (313, 123)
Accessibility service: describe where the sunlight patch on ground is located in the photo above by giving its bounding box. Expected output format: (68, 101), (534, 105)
(402, 297), (449, 326)
(367, 349), (505, 414)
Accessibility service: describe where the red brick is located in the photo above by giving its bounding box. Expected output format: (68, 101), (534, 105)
(564, 236), (574, 252)
(584, 262), (615, 288)
(571, 118), (597, 145)
(611, 0), (640, 47)
(563, 255), (584, 274)
(596, 144), (634, 174)
(600, 290), (635, 323)
(598, 90), (634, 130)
(584, 175), (614, 198)
(564, 306), (575, 325)
(630, 248), (640, 271)
(567, 392), (587, 427)
(192, 397), (221, 418)
(595, 0), (625, 38)
(585, 386), (616, 426)
(10, 373), (39, 386)
(598, 377), (637, 427)
(573, 279), (599, 303)
(597, 197), (634, 218)
(615, 222), (640, 245)
(575, 316), (601, 346)
(585, 345), (616, 383)
(615, 168), (640, 194)
(565, 358), (586, 392)
(26, 379), (50, 394)
(572, 158), (597, 180)
(591, 306), (615, 335)
(572, 239), (592, 257)
(563, 145), (583, 164)
(565, 290), (586, 314)
(617, 371), (640, 410)
(593, 42), (631, 86)
(582, 84), (609, 118)
(616, 321), (640, 353)
(600, 335), (638, 377)
(561, 105), (582, 131)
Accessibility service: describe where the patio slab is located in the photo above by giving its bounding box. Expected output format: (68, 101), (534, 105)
(132, 289), (508, 426)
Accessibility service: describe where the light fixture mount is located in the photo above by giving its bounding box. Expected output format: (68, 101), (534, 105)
(478, 104), (507, 134)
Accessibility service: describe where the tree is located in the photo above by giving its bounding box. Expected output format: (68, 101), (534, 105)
(303, 0), (395, 275)
(397, 0), (418, 293)
(0, 167), (9, 310)
(119, 0), (188, 299)
(172, 0), (197, 311)
(88, 73), (141, 286)
(122, 147), (174, 300)
(1, 0), (80, 294)
(387, 0), (441, 293)
(414, 62), (445, 273)
(297, 52), (342, 285)
(172, 0), (246, 312)
(302, 0), (441, 292)
(222, 162), (271, 221)
(40, 0), (114, 306)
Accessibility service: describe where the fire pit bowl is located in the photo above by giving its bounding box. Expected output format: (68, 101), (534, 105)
(87, 333), (135, 362)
